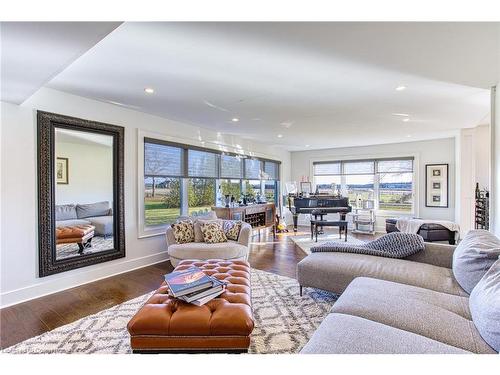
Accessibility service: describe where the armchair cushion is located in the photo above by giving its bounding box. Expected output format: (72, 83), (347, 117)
(223, 220), (243, 241)
(201, 221), (227, 243)
(171, 220), (195, 244)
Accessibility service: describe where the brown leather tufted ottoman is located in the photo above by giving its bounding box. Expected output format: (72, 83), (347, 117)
(127, 259), (254, 353)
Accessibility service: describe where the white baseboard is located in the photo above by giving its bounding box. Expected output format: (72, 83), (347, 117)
(0, 251), (169, 308)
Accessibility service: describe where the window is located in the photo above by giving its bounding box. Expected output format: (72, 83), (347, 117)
(188, 149), (218, 178)
(220, 179), (242, 199)
(142, 138), (281, 231)
(188, 178), (216, 216)
(377, 160), (413, 212)
(144, 141), (183, 226)
(313, 158), (414, 213)
(244, 159), (262, 179)
(220, 154), (243, 178)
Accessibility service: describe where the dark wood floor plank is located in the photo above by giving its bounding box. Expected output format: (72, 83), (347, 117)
(0, 227), (370, 349)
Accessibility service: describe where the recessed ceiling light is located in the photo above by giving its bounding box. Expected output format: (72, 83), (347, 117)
(392, 113), (409, 117)
(395, 85), (407, 91)
(277, 134), (283, 138)
(402, 118), (410, 122)
(231, 118), (239, 122)
(144, 87), (155, 94)
(407, 134), (412, 138)
(305, 144), (310, 147)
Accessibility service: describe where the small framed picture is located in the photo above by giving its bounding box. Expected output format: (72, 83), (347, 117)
(300, 182), (312, 194)
(56, 157), (69, 184)
(426, 164), (448, 207)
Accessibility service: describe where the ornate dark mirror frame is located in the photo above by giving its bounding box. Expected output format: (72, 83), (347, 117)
(37, 111), (125, 277)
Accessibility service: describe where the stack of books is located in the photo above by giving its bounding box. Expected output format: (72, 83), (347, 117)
(164, 266), (226, 306)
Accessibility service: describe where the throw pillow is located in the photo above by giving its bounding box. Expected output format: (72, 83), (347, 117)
(452, 230), (500, 294)
(201, 222), (227, 243)
(171, 220), (195, 244)
(223, 220), (242, 241)
(194, 219), (223, 242)
(469, 258), (500, 352)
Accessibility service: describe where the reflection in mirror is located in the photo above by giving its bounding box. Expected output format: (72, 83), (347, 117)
(54, 128), (114, 260)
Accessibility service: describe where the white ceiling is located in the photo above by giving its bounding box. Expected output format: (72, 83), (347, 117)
(4, 22), (500, 151)
(0, 22), (121, 104)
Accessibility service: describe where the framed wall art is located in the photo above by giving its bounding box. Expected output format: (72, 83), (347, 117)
(425, 163), (448, 208)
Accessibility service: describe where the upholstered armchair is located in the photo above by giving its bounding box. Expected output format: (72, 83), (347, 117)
(166, 221), (252, 266)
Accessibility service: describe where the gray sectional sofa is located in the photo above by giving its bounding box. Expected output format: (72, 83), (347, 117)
(298, 230), (500, 354)
(55, 201), (113, 236)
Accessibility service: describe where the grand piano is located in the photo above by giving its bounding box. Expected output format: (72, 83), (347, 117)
(288, 195), (352, 232)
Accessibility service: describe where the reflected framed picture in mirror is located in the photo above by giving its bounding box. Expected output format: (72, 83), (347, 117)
(56, 157), (69, 184)
(38, 111), (125, 277)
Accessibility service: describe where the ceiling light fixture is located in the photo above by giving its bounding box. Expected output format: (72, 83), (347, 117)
(392, 113), (409, 117)
(305, 144), (310, 148)
(395, 85), (407, 91)
(231, 118), (239, 122)
(402, 118), (410, 122)
(277, 134), (283, 138)
(144, 87), (155, 94)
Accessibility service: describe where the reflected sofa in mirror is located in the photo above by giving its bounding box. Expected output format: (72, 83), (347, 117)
(38, 111), (125, 276)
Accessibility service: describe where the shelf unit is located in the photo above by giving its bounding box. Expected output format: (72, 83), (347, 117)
(351, 207), (376, 235)
(475, 185), (489, 230)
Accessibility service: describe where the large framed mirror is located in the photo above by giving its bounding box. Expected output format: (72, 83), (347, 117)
(38, 111), (125, 277)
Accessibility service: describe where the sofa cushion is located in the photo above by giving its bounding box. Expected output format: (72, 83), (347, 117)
(297, 252), (467, 296)
(331, 277), (495, 353)
(171, 220), (195, 244)
(300, 313), (469, 354)
(453, 229), (500, 294)
(469, 258), (500, 352)
(55, 204), (77, 221)
(223, 220), (242, 241)
(56, 219), (92, 228)
(76, 201), (110, 219)
(201, 221), (227, 243)
(86, 215), (113, 236)
(168, 241), (248, 261)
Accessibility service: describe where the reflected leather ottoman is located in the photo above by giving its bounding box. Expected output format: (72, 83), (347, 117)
(127, 259), (254, 353)
(56, 224), (95, 253)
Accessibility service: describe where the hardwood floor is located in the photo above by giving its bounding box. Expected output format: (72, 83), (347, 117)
(0, 227), (374, 349)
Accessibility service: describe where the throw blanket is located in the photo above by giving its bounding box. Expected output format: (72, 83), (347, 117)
(395, 218), (460, 241)
(310, 232), (425, 259)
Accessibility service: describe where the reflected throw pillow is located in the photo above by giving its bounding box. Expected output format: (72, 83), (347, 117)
(223, 220), (242, 241)
(171, 220), (195, 244)
(201, 222), (227, 243)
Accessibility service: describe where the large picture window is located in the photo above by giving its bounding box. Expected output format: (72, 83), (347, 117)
(142, 138), (280, 230)
(313, 157), (414, 213)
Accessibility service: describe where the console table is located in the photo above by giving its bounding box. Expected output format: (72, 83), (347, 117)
(212, 203), (276, 237)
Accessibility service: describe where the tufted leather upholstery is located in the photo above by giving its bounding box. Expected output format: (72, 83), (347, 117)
(55, 224), (95, 244)
(127, 259), (254, 352)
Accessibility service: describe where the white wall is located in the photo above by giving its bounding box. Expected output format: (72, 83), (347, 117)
(0, 88), (291, 307)
(290, 138), (456, 231)
(492, 86), (500, 236)
(55, 141), (113, 205)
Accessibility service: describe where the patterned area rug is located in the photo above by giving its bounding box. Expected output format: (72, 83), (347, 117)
(2, 269), (337, 354)
(290, 234), (365, 255)
(57, 235), (114, 260)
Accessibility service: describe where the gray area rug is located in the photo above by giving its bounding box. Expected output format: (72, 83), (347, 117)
(2, 269), (337, 354)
